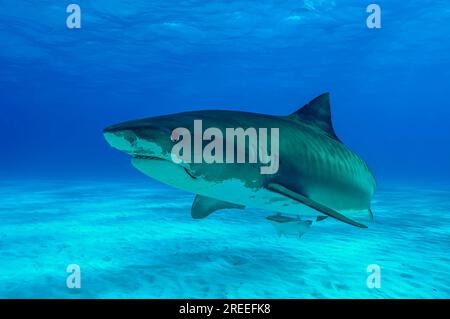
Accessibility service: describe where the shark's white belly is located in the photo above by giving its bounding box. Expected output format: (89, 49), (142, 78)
(132, 158), (322, 219)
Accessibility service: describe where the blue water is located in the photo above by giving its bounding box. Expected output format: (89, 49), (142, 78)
(1, 1), (449, 298)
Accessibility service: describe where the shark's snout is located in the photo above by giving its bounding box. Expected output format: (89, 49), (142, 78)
(103, 128), (138, 154)
(103, 120), (174, 160)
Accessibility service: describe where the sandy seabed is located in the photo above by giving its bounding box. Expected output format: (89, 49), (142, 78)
(0, 180), (448, 298)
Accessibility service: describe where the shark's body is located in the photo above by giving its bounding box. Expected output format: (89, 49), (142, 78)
(104, 93), (376, 234)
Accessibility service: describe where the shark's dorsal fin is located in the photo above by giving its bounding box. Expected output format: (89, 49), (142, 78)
(191, 195), (245, 219)
(288, 92), (340, 141)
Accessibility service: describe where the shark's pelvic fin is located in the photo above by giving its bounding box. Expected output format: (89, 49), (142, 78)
(191, 195), (245, 219)
(265, 183), (368, 228)
(287, 92), (340, 141)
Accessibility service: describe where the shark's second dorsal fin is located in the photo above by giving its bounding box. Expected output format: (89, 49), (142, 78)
(287, 92), (340, 141)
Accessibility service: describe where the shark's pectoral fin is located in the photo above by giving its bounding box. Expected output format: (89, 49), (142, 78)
(265, 183), (368, 228)
(191, 195), (245, 219)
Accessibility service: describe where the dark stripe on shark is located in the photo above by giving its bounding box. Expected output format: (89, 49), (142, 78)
(265, 183), (368, 228)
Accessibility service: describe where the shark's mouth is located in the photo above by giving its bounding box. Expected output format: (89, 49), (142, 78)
(132, 154), (197, 180)
(133, 154), (165, 160)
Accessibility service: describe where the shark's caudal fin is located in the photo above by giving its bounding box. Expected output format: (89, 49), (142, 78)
(368, 207), (374, 222)
(287, 92), (341, 141)
(191, 195), (245, 219)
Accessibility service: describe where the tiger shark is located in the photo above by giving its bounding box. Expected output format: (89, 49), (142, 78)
(103, 93), (376, 235)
